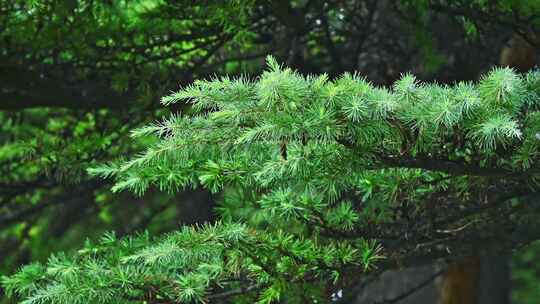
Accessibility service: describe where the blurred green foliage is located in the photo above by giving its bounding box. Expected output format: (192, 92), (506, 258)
(513, 241), (540, 303)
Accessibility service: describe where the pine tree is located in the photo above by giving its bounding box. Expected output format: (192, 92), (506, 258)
(4, 56), (540, 303)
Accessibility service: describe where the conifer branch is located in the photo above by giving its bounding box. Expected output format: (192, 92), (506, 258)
(6, 56), (540, 304)
(378, 155), (512, 176)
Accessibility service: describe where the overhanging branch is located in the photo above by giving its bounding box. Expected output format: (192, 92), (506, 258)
(379, 155), (514, 176)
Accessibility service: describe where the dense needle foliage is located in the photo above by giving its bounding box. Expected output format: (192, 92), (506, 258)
(4, 57), (540, 303)
(4, 0), (540, 280)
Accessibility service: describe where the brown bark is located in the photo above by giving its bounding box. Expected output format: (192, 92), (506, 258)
(438, 256), (481, 304)
(499, 32), (538, 73)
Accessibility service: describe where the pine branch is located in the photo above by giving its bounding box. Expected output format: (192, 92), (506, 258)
(378, 154), (513, 176)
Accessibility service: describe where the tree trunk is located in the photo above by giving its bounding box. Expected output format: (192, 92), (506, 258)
(352, 256), (509, 304)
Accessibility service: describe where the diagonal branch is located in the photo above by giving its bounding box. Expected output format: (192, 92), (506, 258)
(206, 283), (260, 301)
(379, 155), (514, 176)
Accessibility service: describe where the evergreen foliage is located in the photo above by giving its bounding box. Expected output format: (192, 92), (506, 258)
(0, 0), (260, 277)
(5, 57), (540, 303)
(3, 1), (540, 278)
